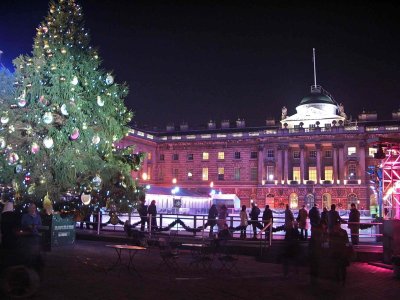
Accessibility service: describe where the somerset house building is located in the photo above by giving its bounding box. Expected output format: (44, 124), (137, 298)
(120, 83), (400, 214)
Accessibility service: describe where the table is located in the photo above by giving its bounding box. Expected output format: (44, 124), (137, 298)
(181, 243), (214, 271)
(106, 244), (146, 276)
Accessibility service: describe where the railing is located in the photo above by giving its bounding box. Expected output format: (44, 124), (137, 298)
(79, 212), (383, 243)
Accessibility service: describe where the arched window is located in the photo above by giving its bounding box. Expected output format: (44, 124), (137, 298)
(305, 194), (315, 208)
(347, 193), (358, 208)
(266, 193), (274, 207)
(289, 193), (298, 209)
(322, 193), (331, 209)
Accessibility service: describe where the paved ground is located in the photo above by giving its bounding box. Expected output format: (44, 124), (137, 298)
(5, 240), (398, 300)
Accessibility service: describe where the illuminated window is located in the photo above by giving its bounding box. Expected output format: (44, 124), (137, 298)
(234, 152), (241, 159)
(147, 152), (152, 160)
(348, 164), (357, 179)
(322, 193), (331, 209)
(202, 168), (208, 181)
(293, 151), (300, 159)
(290, 193), (298, 209)
(348, 146), (357, 156)
(325, 150), (332, 158)
(234, 168), (241, 180)
(309, 150), (317, 158)
(324, 166), (333, 181)
(218, 152), (225, 160)
(187, 153), (193, 161)
(293, 167), (300, 181)
(147, 166), (151, 180)
(187, 169), (193, 180)
(267, 149), (274, 158)
(266, 166), (274, 181)
(218, 167), (224, 181)
(308, 166), (317, 181)
(250, 152), (258, 159)
(368, 147), (377, 157)
(250, 168), (257, 181)
(202, 152), (209, 160)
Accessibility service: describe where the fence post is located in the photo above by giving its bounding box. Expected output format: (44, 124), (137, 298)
(97, 211), (101, 235)
(148, 214), (152, 238)
(160, 213), (163, 229)
(193, 215), (197, 236)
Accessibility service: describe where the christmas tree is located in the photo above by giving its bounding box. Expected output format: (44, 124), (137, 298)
(0, 0), (144, 211)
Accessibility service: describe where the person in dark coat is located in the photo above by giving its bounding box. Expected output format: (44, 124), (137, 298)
(327, 204), (346, 233)
(1, 201), (19, 250)
(137, 197), (148, 232)
(204, 204), (218, 237)
(249, 202), (262, 240)
(282, 223), (300, 278)
(148, 200), (158, 231)
(329, 222), (351, 285)
(348, 203), (360, 245)
(262, 205), (273, 240)
(309, 204), (321, 229)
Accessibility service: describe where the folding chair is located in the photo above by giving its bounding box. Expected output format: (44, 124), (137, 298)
(216, 240), (240, 274)
(157, 237), (180, 272)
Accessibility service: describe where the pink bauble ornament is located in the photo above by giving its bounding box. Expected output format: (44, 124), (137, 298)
(70, 128), (80, 140)
(31, 142), (40, 154)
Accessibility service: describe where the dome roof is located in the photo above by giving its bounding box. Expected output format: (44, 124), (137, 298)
(299, 85), (336, 106)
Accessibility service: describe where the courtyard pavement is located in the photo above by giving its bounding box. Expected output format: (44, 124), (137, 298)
(14, 240), (400, 300)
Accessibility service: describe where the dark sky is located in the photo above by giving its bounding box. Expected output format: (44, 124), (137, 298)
(1, 0), (400, 128)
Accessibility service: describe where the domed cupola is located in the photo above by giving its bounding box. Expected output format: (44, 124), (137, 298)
(280, 49), (346, 129)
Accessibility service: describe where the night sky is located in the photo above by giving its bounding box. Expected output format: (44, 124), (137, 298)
(1, 0), (399, 129)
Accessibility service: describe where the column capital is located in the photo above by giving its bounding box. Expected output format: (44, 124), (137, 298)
(333, 142), (345, 149)
(278, 144), (289, 151)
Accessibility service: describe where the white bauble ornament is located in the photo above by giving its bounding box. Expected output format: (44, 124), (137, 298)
(97, 95), (104, 107)
(71, 76), (78, 85)
(42, 112), (53, 124)
(92, 135), (100, 145)
(0, 137), (6, 149)
(61, 104), (69, 116)
(1, 116), (9, 124)
(105, 74), (114, 85)
(15, 164), (23, 173)
(43, 137), (54, 149)
(8, 152), (19, 165)
(31, 142), (40, 154)
(18, 99), (27, 107)
(81, 193), (91, 205)
(92, 175), (102, 187)
(70, 128), (80, 140)
(82, 123), (87, 130)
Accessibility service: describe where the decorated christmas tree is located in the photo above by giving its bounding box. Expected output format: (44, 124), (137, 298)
(0, 0), (144, 212)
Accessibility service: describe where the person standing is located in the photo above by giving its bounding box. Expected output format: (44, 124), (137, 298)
(148, 200), (158, 231)
(262, 205), (273, 240)
(137, 196), (148, 232)
(217, 204), (228, 232)
(20, 203), (43, 269)
(239, 205), (248, 239)
(348, 203), (360, 245)
(284, 204), (294, 231)
(309, 204), (321, 229)
(329, 222), (351, 285)
(205, 204), (218, 237)
(297, 205), (309, 240)
(327, 204), (346, 233)
(249, 202), (262, 240)
(1, 201), (19, 250)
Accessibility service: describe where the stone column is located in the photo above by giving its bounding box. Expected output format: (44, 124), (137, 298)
(358, 141), (366, 184)
(338, 143), (345, 182)
(333, 143), (339, 183)
(277, 145), (283, 183)
(258, 144), (264, 184)
(300, 144), (305, 184)
(283, 145), (289, 183)
(316, 144), (322, 184)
